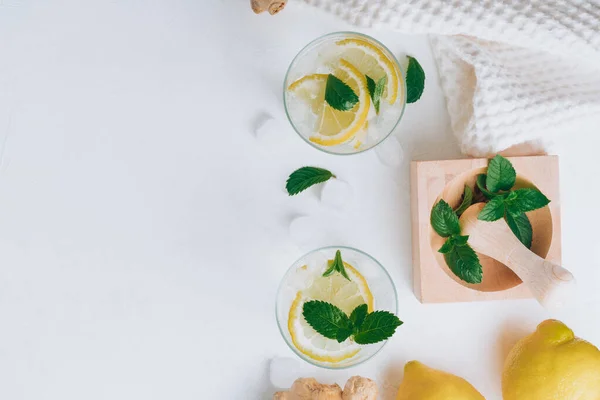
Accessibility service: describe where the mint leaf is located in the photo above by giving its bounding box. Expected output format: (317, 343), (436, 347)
(325, 74), (358, 111)
(506, 191), (518, 202)
(430, 199), (460, 237)
(336, 327), (354, 343)
(444, 244), (482, 284)
(366, 75), (376, 102)
(349, 304), (368, 331)
(323, 250), (350, 281)
(374, 76), (386, 113)
(304, 301), (403, 346)
(366, 75), (387, 114)
(438, 237), (455, 254)
(286, 166), (335, 196)
(406, 56), (425, 104)
(453, 235), (469, 246)
(454, 185), (474, 216)
(506, 212), (533, 248)
(302, 300), (352, 342)
(478, 196), (506, 221)
(353, 311), (403, 345)
(476, 174), (497, 200)
(439, 234), (469, 254)
(486, 155), (516, 193)
(506, 188), (550, 215)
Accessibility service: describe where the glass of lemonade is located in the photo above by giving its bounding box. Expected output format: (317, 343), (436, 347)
(284, 32), (406, 155)
(276, 246), (398, 368)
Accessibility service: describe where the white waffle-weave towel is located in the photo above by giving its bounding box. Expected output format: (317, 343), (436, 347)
(303, 0), (600, 156)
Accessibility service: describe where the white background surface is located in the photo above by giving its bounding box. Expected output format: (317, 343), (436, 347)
(1, 1), (599, 399)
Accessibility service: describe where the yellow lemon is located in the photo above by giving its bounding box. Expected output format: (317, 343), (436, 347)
(503, 319), (600, 400)
(396, 361), (485, 400)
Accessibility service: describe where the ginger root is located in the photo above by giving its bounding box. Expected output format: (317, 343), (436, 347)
(342, 376), (378, 400)
(250, 0), (287, 15)
(274, 376), (377, 400)
(274, 378), (343, 399)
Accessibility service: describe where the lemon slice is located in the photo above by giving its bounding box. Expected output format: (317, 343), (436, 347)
(336, 37), (400, 105)
(287, 60), (370, 147)
(288, 262), (374, 363)
(310, 59), (370, 146)
(287, 73), (328, 114)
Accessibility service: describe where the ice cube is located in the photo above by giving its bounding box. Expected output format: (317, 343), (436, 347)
(288, 215), (325, 250)
(375, 135), (404, 167)
(319, 178), (353, 210)
(253, 113), (285, 144)
(288, 215), (341, 251)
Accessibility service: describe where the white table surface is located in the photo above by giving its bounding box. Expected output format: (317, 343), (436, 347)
(1, 1), (599, 399)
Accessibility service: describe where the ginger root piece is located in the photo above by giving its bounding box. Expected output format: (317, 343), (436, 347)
(274, 378), (343, 400)
(274, 376), (378, 400)
(250, 0), (287, 15)
(342, 376), (378, 400)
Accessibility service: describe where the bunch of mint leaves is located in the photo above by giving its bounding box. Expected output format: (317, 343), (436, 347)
(301, 250), (403, 345)
(477, 155), (550, 248)
(431, 200), (483, 284)
(303, 301), (402, 344)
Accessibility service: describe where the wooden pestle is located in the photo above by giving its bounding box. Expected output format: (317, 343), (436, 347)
(251, 0), (287, 15)
(460, 203), (575, 310)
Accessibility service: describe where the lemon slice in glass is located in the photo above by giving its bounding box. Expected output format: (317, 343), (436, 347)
(287, 73), (328, 114)
(287, 59), (370, 147)
(288, 262), (374, 363)
(336, 37), (400, 105)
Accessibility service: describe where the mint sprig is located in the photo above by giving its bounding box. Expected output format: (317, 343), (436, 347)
(325, 74), (358, 111)
(438, 234), (469, 254)
(454, 185), (473, 217)
(366, 75), (387, 114)
(476, 174), (497, 200)
(486, 155), (516, 193)
(349, 303), (368, 330)
(302, 300), (353, 342)
(477, 155), (551, 248)
(406, 56), (425, 104)
(286, 166), (335, 196)
(323, 250), (351, 281)
(506, 212), (533, 248)
(478, 196), (506, 221)
(444, 243), (483, 284)
(353, 311), (402, 344)
(302, 301), (402, 345)
(430, 199), (460, 237)
(431, 199), (482, 284)
(505, 188), (550, 215)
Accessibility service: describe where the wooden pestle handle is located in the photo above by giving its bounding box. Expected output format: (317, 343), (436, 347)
(460, 204), (575, 310)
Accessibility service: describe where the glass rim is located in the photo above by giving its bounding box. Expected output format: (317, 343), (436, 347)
(283, 31), (407, 156)
(275, 245), (399, 369)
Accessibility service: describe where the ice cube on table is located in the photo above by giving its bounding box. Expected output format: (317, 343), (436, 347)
(375, 135), (404, 167)
(288, 215), (325, 251)
(288, 215), (341, 252)
(253, 114), (286, 145)
(319, 178), (353, 210)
